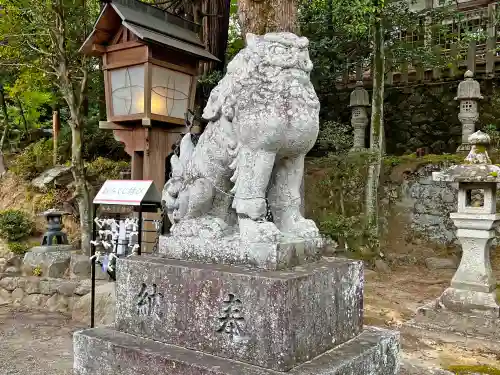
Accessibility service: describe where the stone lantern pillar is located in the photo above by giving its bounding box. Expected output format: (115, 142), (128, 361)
(456, 70), (483, 153)
(349, 81), (370, 152)
(408, 130), (500, 345)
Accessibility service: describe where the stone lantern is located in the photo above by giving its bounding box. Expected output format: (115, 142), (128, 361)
(40, 209), (70, 246)
(456, 70), (483, 153)
(349, 81), (370, 152)
(412, 130), (500, 341)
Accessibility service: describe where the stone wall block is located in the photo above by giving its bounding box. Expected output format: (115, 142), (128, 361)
(74, 280), (91, 296)
(57, 281), (78, 297)
(0, 277), (19, 291)
(70, 255), (91, 279)
(22, 294), (49, 309)
(0, 287), (11, 305)
(39, 279), (63, 295)
(11, 287), (24, 302)
(46, 294), (70, 313)
(72, 282), (115, 326)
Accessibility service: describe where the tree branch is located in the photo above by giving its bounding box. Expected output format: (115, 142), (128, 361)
(0, 62), (57, 76)
(78, 66), (88, 109)
(26, 41), (52, 56)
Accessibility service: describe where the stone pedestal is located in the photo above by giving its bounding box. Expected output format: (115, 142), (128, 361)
(74, 253), (400, 374)
(158, 234), (321, 270)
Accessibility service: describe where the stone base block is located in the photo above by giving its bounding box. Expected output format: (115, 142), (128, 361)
(115, 256), (363, 371)
(159, 234), (321, 270)
(439, 287), (499, 318)
(404, 302), (500, 352)
(23, 246), (74, 278)
(73, 326), (400, 375)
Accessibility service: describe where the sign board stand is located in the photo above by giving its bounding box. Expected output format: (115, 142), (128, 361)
(90, 180), (162, 328)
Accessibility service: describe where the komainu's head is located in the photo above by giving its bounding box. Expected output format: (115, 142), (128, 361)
(244, 32), (313, 72)
(203, 32), (314, 121)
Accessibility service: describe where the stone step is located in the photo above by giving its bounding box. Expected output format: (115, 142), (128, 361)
(73, 326), (400, 375)
(115, 256), (364, 371)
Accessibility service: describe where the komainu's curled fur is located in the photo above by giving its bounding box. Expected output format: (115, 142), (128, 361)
(163, 32), (321, 243)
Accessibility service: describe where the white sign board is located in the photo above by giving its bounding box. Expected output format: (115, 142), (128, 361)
(93, 180), (162, 206)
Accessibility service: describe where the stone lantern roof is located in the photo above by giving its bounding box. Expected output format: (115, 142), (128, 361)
(433, 130), (500, 183)
(349, 81), (370, 107)
(455, 70), (483, 101)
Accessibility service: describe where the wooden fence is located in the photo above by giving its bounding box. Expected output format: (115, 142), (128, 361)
(338, 2), (500, 89)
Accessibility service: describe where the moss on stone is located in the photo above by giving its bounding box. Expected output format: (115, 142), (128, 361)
(446, 365), (500, 374)
(383, 153), (463, 167)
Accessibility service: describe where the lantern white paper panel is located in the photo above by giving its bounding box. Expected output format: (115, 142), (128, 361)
(110, 65), (145, 116)
(151, 65), (191, 119)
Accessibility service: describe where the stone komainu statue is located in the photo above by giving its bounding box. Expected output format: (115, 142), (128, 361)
(162, 32), (321, 244)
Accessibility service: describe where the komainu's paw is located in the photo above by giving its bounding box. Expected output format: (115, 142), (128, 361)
(280, 216), (321, 243)
(239, 218), (281, 243)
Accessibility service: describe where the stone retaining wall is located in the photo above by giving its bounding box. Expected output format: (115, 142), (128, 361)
(388, 163), (458, 245)
(0, 248), (116, 324)
(0, 275), (91, 314)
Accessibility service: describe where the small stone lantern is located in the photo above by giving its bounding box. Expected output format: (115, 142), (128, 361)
(40, 209), (69, 246)
(349, 81), (370, 152)
(432, 130), (500, 316)
(455, 70), (483, 153)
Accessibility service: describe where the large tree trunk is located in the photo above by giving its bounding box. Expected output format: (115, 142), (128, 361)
(365, 10), (385, 230)
(71, 119), (92, 255)
(49, 0), (93, 254)
(238, 0), (298, 36)
(202, 0), (231, 72)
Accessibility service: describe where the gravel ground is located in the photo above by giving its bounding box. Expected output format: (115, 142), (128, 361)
(0, 306), (85, 375)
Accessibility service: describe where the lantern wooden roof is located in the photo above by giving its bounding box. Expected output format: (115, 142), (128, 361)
(80, 0), (218, 62)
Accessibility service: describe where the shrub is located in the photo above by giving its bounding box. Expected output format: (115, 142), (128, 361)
(32, 189), (59, 213)
(57, 116), (127, 162)
(0, 209), (34, 241)
(7, 241), (30, 255)
(86, 157), (130, 187)
(316, 121), (353, 153)
(9, 139), (54, 180)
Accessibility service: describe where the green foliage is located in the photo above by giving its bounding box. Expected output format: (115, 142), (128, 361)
(226, 0), (244, 62)
(4, 70), (55, 137)
(306, 152), (379, 252)
(57, 116), (127, 162)
(7, 241), (30, 255)
(483, 124), (500, 151)
(0, 209), (33, 241)
(32, 189), (59, 213)
(446, 365), (500, 374)
(32, 265), (42, 277)
(86, 157), (130, 187)
(383, 153), (463, 167)
(9, 138), (53, 180)
(316, 121), (353, 153)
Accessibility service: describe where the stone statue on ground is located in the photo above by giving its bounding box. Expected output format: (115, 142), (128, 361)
(162, 32), (321, 249)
